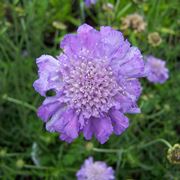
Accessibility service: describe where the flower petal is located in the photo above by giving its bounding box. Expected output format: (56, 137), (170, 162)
(46, 108), (65, 132)
(77, 24), (93, 34)
(124, 78), (142, 99)
(60, 109), (80, 139)
(60, 133), (74, 143)
(46, 108), (80, 142)
(61, 25), (100, 60)
(114, 93), (133, 113)
(33, 55), (62, 96)
(60, 34), (79, 59)
(92, 116), (113, 144)
(83, 118), (94, 140)
(119, 47), (145, 78)
(37, 94), (62, 122)
(110, 109), (129, 135)
(100, 26), (124, 49)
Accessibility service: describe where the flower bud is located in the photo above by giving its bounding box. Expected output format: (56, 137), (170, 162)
(86, 142), (94, 151)
(167, 144), (180, 164)
(16, 159), (25, 168)
(148, 32), (162, 47)
(121, 13), (146, 33)
(164, 104), (170, 111)
(0, 149), (7, 157)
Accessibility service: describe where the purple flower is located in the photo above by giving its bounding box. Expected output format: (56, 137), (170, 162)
(145, 56), (169, 84)
(33, 24), (145, 144)
(85, 0), (97, 7)
(76, 157), (115, 180)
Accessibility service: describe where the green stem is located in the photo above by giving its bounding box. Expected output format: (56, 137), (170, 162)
(139, 138), (172, 149)
(24, 164), (53, 170)
(92, 147), (122, 153)
(2, 94), (37, 112)
(2, 153), (29, 157)
(93, 139), (172, 154)
(24, 164), (77, 172)
(145, 109), (165, 119)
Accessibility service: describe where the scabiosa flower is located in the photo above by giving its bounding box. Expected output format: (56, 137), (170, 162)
(33, 24), (145, 144)
(85, 0), (97, 7)
(145, 56), (169, 84)
(76, 157), (115, 180)
(121, 13), (146, 33)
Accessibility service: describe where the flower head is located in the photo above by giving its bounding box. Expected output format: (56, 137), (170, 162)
(85, 0), (97, 7)
(167, 144), (180, 164)
(33, 24), (145, 144)
(145, 56), (169, 84)
(121, 13), (146, 33)
(76, 157), (115, 180)
(148, 32), (162, 47)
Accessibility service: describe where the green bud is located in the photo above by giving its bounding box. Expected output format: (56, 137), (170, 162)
(16, 159), (25, 168)
(164, 104), (170, 111)
(52, 21), (67, 30)
(167, 144), (180, 164)
(0, 149), (7, 157)
(86, 142), (94, 151)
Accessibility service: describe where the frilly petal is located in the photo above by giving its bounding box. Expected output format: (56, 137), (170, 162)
(83, 118), (94, 140)
(96, 26), (125, 59)
(46, 108), (65, 132)
(100, 26), (124, 49)
(119, 47), (145, 78)
(33, 55), (62, 96)
(124, 78), (142, 99)
(61, 26), (100, 60)
(59, 109), (80, 139)
(46, 108), (80, 142)
(37, 94), (62, 122)
(93, 116), (113, 144)
(83, 116), (114, 144)
(60, 134), (74, 143)
(77, 23), (93, 34)
(110, 109), (129, 135)
(114, 94), (133, 113)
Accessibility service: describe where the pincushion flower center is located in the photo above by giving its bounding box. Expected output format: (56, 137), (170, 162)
(152, 61), (162, 68)
(63, 60), (119, 118)
(151, 61), (164, 75)
(86, 164), (106, 180)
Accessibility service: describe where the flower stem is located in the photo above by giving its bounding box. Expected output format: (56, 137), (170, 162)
(24, 164), (77, 172)
(24, 164), (53, 170)
(92, 147), (122, 153)
(92, 138), (172, 154)
(139, 138), (172, 149)
(145, 109), (165, 119)
(2, 94), (36, 112)
(2, 153), (29, 157)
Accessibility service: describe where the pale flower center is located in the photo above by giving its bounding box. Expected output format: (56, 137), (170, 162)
(85, 163), (107, 180)
(63, 60), (119, 118)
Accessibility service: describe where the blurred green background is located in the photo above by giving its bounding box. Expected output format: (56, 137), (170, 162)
(0, 0), (180, 179)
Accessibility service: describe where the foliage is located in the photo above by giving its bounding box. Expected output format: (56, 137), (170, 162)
(0, 0), (179, 179)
